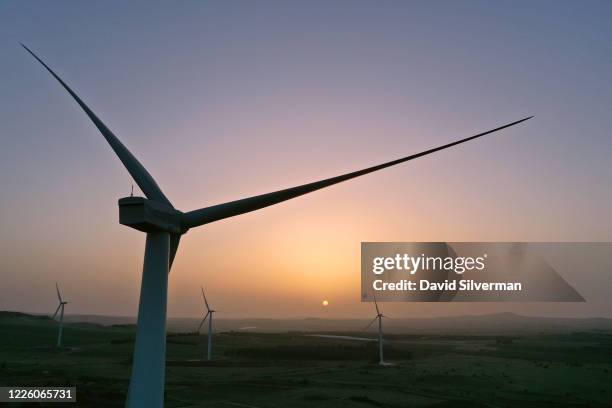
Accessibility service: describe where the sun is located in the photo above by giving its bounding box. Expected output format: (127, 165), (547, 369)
(322, 300), (329, 307)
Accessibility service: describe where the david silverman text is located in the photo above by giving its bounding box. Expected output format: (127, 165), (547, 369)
(373, 279), (523, 291)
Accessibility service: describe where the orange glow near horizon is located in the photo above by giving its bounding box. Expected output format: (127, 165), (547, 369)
(2, 2), (612, 320)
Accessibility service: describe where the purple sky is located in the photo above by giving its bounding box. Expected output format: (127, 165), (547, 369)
(1, 1), (611, 318)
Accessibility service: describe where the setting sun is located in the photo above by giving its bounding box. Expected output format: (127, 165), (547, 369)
(322, 300), (329, 307)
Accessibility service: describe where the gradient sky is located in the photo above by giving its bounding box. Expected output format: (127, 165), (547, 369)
(1, 1), (611, 319)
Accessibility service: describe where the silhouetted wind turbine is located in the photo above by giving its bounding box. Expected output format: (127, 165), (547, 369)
(22, 43), (532, 408)
(364, 296), (387, 365)
(52, 283), (69, 348)
(197, 287), (217, 360)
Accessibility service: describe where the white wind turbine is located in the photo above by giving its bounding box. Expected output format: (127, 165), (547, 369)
(52, 283), (69, 348)
(197, 287), (217, 361)
(364, 296), (387, 365)
(22, 44), (532, 408)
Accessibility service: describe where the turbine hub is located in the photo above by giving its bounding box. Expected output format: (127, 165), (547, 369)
(119, 196), (184, 233)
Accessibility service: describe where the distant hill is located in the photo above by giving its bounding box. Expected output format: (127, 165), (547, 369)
(2, 311), (608, 335)
(4, 310), (611, 334)
(0, 310), (50, 320)
(401, 312), (612, 334)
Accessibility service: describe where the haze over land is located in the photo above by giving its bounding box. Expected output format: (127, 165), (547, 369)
(3, 310), (611, 407)
(48, 312), (612, 335)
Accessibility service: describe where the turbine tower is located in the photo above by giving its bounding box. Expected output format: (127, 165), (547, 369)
(364, 296), (386, 365)
(52, 283), (69, 348)
(22, 44), (532, 408)
(197, 287), (217, 361)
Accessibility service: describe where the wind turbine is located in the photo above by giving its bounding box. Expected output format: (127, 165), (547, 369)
(52, 283), (69, 348)
(197, 287), (217, 361)
(22, 44), (532, 408)
(363, 296), (386, 365)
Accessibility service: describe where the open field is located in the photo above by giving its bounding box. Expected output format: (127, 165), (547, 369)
(1, 312), (611, 407)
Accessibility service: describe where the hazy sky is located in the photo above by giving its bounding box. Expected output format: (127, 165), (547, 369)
(1, 1), (611, 318)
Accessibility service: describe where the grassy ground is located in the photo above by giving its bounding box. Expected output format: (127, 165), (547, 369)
(0, 312), (611, 407)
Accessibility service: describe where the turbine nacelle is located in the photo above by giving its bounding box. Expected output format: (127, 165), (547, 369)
(118, 196), (186, 234)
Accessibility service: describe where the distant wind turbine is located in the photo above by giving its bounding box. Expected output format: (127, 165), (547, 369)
(364, 296), (387, 365)
(22, 43), (532, 408)
(197, 287), (217, 361)
(52, 283), (69, 348)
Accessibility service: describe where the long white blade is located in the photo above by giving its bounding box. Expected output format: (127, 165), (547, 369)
(201, 286), (210, 311)
(51, 304), (61, 320)
(363, 316), (378, 331)
(197, 312), (210, 332)
(22, 44), (173, 207)
(56, 282), (62, 303)
(373, 294), (380, 315)
(182, 117), (532, 228)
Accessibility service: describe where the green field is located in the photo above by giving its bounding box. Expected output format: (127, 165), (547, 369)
(1, 312), (611, 407)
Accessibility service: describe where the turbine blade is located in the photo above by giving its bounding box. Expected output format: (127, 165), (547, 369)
(56, 282), (62, 303)
(182, 117), (532, 228)
(363, 316), (378, 331)
(21, 44), (172, 207)
(197, 312), (209, 332)
(169, 234), (181, 270)
(201, 287), (210, 311)
(52, 304), (61, 320)
(373, 294), (380, 315)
